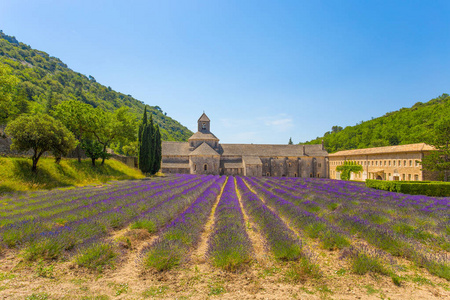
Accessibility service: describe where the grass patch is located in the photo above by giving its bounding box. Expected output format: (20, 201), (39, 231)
(142, 285), (169, 298)
(351, 253), (390, 276)
(109, 282), (129, 296)
(0, 272), (16, 281)
(130, 219), (156, 233)
(25, 293), (50, 300)
(258, 265), (281, 278)
(363, 284), (380, 295)
(284, 257), (321, 283)
(208, 281), (226, 296)
(0, 157), (144, 195)
(210, 245), (252, 271)
(145, 243), (183, 271)
(75, 243), (118, 272)
(35, 260), (54, 278)
(80, 296), (110, 300)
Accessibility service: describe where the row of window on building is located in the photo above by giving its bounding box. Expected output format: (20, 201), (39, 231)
(265, 163), (322, 168)
(331, 159), (420, 167)
(366, 173), (420, 181)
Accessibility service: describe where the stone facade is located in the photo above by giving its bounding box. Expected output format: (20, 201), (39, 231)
(328, 143), (437, 181)
(161, 113), (329, 177)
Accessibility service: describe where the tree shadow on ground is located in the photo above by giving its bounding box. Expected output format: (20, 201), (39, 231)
(11, 159), (72, 189)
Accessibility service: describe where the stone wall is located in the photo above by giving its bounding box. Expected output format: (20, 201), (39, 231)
(245, 164), (262, 177)
(111, 154), (138, 169)
(0, 125), (34, 157)
(162, 167), (190, 174)
(190, 156), (220, 175)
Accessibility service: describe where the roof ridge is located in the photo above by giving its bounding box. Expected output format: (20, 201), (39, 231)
(189, 142), (219, 156)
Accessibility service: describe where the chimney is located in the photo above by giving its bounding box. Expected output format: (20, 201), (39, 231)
(321, 139), (324, 150)
(302, 145), (306, 155)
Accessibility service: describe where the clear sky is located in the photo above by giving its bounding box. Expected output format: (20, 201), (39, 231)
(1, 0), (449, 144)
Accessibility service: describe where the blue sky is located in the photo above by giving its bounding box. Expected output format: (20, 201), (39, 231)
(1, 0), (449, 144)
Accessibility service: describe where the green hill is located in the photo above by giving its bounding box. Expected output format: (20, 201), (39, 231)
(304, 93), (450, 153)
(0, 30), (192, 142)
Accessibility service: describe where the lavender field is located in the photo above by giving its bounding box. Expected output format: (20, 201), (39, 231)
(1, 175), (449, 299)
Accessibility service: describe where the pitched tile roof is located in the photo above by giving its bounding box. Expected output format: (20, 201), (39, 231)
(222, 163), (243, 168)
(188, 131), (219, 141)
(328, 143), (435, 157)
(243, 156), (262, 165)
(198, 113), (210, 122)
(220, 144), (327, 157)
(189, 142), (220, 156)
(162, 142), (190, 156)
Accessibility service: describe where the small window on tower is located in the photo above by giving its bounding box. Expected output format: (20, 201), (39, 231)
(202, 123), (206, 130)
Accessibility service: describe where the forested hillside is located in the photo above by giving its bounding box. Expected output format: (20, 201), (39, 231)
(304, 93), (450, 153)
(0, 30), (192, 141)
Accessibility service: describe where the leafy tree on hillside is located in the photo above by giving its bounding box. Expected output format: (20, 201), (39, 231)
(91, 107), (136, 165)
(421, 117), (450, 181)
(331, 126), (343, 133)
(0, 62), (19, 124)
(81, 139), (110, 166)
(54, 100), (96, 162)
(122, 141), (138, 156)
(5, 114), (77, 172)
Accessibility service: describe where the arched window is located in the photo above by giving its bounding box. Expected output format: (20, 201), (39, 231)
(202, 123), (206, 130)
(204, 164), (208, 171)
(294, 173), (298, 177)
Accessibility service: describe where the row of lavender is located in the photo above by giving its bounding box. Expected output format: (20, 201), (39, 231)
(252, 176), (450, 280)
(0, 175), (220, 261)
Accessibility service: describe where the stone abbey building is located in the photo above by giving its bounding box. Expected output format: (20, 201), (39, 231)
(161, 113), (329, 177)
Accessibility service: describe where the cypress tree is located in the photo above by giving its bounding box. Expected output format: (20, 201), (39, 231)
(138, 107), (149, 173)
(148, 115), (155, 174)
(152, 124), (162, 174)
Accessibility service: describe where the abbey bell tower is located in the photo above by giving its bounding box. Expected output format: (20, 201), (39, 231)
(198, 112), (210, 132)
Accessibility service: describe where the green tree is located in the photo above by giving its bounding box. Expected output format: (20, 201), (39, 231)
(421, 117), (450, 181)
(148, 115), (155, 172)
(336, 161), (363, 181)
(0, 62), (19, 124)
(5, 114), (77, 172)
(81, 139), (110, 166)
(331, 126), (343, 133)
(288, 137), (293, 145)
(152, 124), (162, 174)
(122, 140), (138, 156)
(91, 107), (136, 165)
(138, 107), (149, 172)
(54, 100), (96, 162)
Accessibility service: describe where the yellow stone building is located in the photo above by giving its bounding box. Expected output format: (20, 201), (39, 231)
(328, 143), (436, 181)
